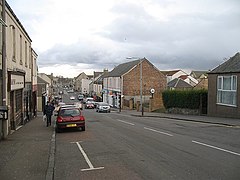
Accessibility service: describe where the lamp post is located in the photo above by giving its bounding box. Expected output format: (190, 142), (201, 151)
(140, 59), (144, 116)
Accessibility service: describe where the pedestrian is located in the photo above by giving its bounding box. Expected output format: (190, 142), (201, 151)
(44, 101), (55, 127)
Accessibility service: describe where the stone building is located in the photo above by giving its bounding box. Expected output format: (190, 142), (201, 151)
(0, 2), (38, 138)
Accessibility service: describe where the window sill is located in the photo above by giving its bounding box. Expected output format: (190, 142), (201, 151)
(216, 103), (237, 108)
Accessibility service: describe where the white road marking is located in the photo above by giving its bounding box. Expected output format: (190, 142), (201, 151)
(144, 127), (173, 137)
(192, 140), (240, 156)
(75, 142), (104, 171)
(117, 119), (135, 126)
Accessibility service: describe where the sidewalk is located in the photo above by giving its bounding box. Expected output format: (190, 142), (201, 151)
(0, 113), (54, 180)
(118, 109), (240, 127)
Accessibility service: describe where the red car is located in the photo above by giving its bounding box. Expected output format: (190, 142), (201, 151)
(55, 106), (85, 132)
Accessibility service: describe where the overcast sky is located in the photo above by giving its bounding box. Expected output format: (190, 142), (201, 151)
(7, 0), (240, 78)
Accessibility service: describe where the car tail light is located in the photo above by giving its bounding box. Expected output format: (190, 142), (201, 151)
(57, 116), (63, 122)
(80, 116), (85, 121)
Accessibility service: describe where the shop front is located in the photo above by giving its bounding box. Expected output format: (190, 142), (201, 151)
(8, 72), (25, 130)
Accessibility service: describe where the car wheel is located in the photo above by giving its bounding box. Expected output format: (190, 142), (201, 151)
(82, 126), (85, 131)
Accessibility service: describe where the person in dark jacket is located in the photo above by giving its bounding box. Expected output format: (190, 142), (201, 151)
(44, 101), (55, 127)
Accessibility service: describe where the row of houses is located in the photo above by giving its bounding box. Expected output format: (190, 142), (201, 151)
(71, 54), (240, 119)
(0, 1), (38, 139)
(71, 59), (207, 109)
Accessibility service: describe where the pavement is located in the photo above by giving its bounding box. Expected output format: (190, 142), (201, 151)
(0, 110), (239, 180)
(0, 112), (55, 180)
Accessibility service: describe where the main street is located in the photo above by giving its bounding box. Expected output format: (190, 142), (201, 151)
(53, 91), (240, 180)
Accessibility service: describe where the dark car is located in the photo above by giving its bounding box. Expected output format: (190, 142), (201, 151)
(55, 106), (85, 132)
(96, 102), (111, 113)
(85, 101), (95, 109)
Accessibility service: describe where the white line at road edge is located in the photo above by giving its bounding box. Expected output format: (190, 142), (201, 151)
(144, 127), (173, 137)
(75, 142), (104, 171)
(117, 119), (135, 126)
(192, 140), (240, 156)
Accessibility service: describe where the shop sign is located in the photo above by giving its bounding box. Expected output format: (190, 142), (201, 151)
(11, 74), (24, 90)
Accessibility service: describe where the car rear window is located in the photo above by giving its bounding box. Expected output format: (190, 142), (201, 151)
(60, 109), (80, 117)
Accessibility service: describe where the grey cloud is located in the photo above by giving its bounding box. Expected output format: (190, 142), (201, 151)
(38, 0), (240, 73)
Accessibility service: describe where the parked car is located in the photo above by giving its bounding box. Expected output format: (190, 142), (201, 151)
(70, 96), (75, 100)
(96, 102), (111, 113)
(85, 101), (95, 109)
(55, 106), (85, 132)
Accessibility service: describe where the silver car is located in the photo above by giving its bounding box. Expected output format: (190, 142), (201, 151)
(96, 102), (111, 113)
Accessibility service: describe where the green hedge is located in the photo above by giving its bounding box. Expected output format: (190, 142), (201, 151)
(162, 89), (208, 109)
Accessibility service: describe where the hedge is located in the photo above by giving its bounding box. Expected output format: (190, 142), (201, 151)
(162, 89), (208, 109)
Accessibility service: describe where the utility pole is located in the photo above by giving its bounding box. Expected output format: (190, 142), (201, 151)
(140, 59), (144, 116)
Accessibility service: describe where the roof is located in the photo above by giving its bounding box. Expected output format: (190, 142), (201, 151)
(168, 78), (193, 88)
(190, 71), (209, 78)
(209, 52), (240, 74)
(179, 75), (188, 80)
(161, 70), (181, 76)
(37, 76), (49, 84)
(107, 59), (142, 77)
(94, 71), (109, 84)
(94, 71), (103, 79)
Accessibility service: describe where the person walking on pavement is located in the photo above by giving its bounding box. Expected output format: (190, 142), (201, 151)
(44, 101), (55, 127)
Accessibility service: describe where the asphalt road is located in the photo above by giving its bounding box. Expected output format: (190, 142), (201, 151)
(53, 91), (240, 180)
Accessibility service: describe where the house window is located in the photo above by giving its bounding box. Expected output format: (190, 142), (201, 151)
(10, 25), (16, 61)
(25, 41), (28, 67)
(20, 35), (23, 65)
(217, 75), (237, 106)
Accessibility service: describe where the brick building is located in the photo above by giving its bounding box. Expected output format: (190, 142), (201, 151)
(103, 58), (167, 110)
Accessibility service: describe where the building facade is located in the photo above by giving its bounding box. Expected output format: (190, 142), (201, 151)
(0, 2), (38, 138)
(103, 58), (167, 109)
(208, 52), (240, 118)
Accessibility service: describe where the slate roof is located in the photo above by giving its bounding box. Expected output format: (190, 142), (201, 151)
(209, 52), (240, 74)
(37, 76), (48, 84)
(190, 71), (208, 78)
(107, 59), (142, 77)
(161, 70), (181, 76)
(94, 71), (109, 84)
(168, 78), (193, 88)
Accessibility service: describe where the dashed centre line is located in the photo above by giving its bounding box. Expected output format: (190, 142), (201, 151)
(144, 127), (173, 137)
(117, 119), (135, 126)
(192, 140), (240, 157)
